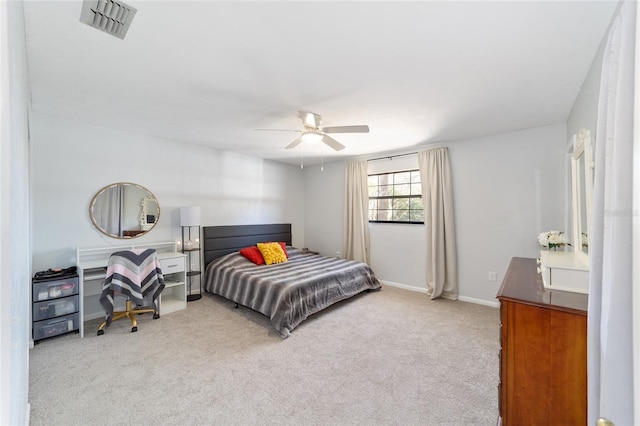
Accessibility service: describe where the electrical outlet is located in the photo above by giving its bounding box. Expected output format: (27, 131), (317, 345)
(488, 271), (497, 282)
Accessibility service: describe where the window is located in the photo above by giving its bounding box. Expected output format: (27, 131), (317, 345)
(368, 169), (423, 223)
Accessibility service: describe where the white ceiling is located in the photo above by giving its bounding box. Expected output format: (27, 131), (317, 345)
(23, 1), (618, 166)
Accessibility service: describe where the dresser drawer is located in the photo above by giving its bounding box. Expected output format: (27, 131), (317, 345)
(160, 256), (185, 275)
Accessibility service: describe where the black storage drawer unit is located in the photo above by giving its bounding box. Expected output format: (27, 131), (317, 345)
(32, 273), (80, 342)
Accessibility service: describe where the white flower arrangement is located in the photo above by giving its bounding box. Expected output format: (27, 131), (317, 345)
(537, 231), (571, 251)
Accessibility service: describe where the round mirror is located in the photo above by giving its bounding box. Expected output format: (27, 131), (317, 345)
(89, 182), (160, 239)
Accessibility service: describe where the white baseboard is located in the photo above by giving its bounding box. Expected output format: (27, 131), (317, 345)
(380, 280), (499, 308)
(458, 296), (499, 308)
(380, 280), (429, 293)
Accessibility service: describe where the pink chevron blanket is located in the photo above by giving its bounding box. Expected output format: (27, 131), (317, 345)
(99, 248), (165, 326)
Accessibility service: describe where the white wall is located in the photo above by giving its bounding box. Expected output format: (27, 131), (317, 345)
(30, 112), (305, 272)
(563, 35), (606, 249)
(449, 124), (566, 302)
(303, 160), (345, 256)
(304, 123), (567, 304)
(567, 38), (606, 142)
(1, 1), (31, 424)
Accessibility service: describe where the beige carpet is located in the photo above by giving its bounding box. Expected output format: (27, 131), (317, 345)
(29, 285), (500, 426)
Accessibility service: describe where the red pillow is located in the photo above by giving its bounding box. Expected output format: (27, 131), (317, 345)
(239, 246), (265, 265)
(277, 242), (288, 258)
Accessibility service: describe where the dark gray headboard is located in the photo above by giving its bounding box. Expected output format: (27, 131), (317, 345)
(203, 223), (292, 267)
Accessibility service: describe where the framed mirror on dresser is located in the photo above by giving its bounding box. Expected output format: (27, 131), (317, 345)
(538, 130), (594, 294)
(571, 129), (594, 264)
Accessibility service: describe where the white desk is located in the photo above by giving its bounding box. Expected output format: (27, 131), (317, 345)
(76, 242), (187, 337)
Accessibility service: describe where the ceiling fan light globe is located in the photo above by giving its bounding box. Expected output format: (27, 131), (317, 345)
(301, 131), (323, 145)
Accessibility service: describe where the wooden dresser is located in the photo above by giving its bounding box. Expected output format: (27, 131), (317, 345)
(497, 257), (588, 426)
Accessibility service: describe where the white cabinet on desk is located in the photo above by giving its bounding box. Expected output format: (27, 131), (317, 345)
(76, 242), (187, 337)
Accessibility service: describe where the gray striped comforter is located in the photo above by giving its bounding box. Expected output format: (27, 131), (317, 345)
(203, 248), (381, 337)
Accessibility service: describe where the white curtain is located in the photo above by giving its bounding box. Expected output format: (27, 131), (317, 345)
(418, 148), (457, 300)
(95, 185), (124, 237)
(588, 2), (636, 425)
(344, 161), (370, 264)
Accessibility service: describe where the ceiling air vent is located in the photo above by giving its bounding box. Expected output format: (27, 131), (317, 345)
(80, 0), (137, 40)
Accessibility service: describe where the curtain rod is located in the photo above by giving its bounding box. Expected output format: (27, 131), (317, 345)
(367, 152), (417, 162)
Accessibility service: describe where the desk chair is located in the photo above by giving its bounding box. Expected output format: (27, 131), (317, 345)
(97, 249), (165, 335)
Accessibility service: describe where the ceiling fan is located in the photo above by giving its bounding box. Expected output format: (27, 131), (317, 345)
(256, 111), (370, 151)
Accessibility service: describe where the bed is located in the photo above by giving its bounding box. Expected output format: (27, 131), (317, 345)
(202, 224), (381, 337)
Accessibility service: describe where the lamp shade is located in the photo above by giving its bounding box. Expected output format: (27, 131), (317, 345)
(180, 206), (201, 226)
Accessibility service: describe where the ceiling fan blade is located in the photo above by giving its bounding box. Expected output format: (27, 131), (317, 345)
(285, 136), (303, 149)
(322, 125), (370, 134)
(322, 134), (345, 151)
(298, 111), (321, 129)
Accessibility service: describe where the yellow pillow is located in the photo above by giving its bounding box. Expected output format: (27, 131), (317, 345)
(257, 242), (287, 265)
